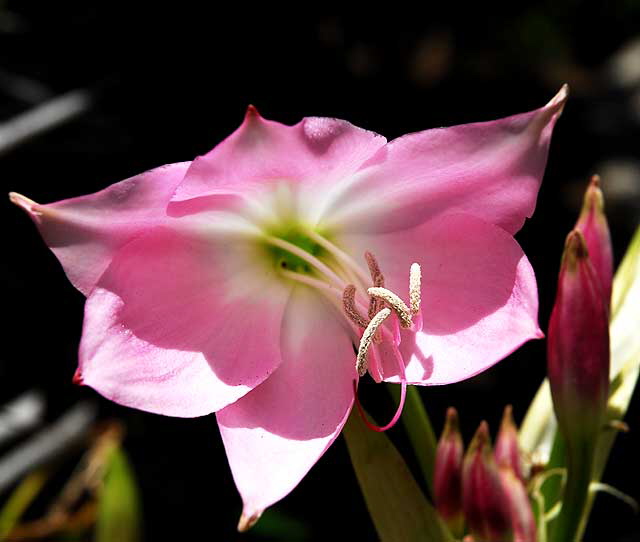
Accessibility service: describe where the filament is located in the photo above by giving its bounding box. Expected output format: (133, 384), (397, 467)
(263, 235), (346, 289)
(303, 228), (372, 289)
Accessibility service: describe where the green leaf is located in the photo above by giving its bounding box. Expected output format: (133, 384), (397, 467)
(343, 410), (454, 542)
(0, 469), (48, 540)
(580, 225), (640, 540)
(95, 447), (141, 542)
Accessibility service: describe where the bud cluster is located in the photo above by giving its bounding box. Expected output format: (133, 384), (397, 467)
(434, 406), (536, 542)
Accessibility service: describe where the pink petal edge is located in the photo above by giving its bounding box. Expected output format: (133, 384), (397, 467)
(10, 162), (191, 295)
(217, 286), (356, 521)
(339, 212), (542, 386)
(78, 225), (291, 417)
(319, 85), (568, 235)
(169, 106), (387, 217)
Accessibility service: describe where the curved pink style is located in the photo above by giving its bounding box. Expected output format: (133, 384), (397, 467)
(11, 87), (566, 527)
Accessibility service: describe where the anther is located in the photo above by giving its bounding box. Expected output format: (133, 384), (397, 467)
(364, 251), (385, 287)
(365, 251), (385, 319)
(367, 287), (413, 328)
(409, 262), (421, 315)
(356, 308), (391, 376)
(342, 284), (369, 329)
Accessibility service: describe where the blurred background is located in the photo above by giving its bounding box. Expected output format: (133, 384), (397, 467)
(2, 2), (640, 540)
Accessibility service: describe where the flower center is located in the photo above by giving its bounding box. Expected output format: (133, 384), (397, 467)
(264, 226), (324, 273)
(247, 184), (419, 432)
(259, 223), (421, 432)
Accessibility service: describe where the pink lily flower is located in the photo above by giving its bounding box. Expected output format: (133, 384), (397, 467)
(11, 86), (566, 529)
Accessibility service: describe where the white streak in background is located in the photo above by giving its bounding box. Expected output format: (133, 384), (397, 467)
(0, 90), (92, 155)
(0, 391), (45, 448)
(0, 402), (97, 493)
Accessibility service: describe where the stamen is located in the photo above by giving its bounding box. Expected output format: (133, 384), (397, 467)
(356, 308), (391, 376)
(364, 251), (385, 319)
(303, 228), (372, 288)
(367, 287), (413, 328)
(342, 285), (369, 329)
(280, 268), (342, 296)
(263, 235), (346, 289)
(409, 262), (421, 315)
(364, 251), (385, 287)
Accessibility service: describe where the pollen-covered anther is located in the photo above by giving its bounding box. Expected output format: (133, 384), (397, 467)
(356, 308), (391, 376)
(367, 287), (413, 328)
(365, 251), (385, 319)
(342, 284), (369, 329)
(409, 262), (421, 315)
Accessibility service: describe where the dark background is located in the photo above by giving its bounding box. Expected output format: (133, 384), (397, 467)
(2, 3), (640, 540)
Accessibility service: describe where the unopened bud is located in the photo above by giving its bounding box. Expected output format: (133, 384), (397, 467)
(547, 229), (611, 541)
(499, 467), (536, 542)
(434, 407), (464, 536)
(548, 229), (610, 439)
(575, 175), (613, 310)
(494, 405), (524, 482)
(462, 421), (513, 542)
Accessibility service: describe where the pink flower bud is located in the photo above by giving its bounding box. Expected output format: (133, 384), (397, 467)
(463, 421), (513, 542)
(434, 407), (464, 536)
(575, 175), (613, 310)
(547, 228), (611, 540)
(494, 405), (524, 482)
(547, 229), (610, 436)
(499, 467), (537, 542)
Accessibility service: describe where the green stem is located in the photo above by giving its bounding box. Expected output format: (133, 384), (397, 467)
(549, 439), (594, 542)
(387, 384), (437, 495)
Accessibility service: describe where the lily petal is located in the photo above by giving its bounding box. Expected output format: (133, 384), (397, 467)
(78, 224), (291, 417)
(339, 213), (541, 385)
(10, 162), (191, 295)
(321, 86), (568, 235)
(217, 286), (355, 521)
(169, 107), (386, 217)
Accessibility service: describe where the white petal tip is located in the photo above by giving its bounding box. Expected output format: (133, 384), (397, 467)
(9, 192), (43, 219)
(237, 509), (263, 532)
(547, 84), (570, 113)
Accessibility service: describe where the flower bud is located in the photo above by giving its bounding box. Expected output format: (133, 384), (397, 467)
(499, 467), (536, 542)
(547, 229), (610, 541)
(462, 421), (512, 542)
(494, 405), (524, 482)
(434, 407), (464, 536)
(575, 175), (613, 310)
(547, 229), (610, 438)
